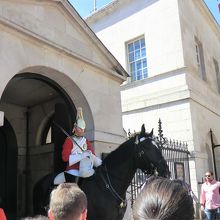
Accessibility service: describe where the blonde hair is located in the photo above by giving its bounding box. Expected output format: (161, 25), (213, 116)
(49, 183), (87, 220)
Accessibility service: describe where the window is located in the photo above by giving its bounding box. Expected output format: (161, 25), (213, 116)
(127, 37), (148, 81)
(213, 58), (220, 93)
(195, 37), (206, 81)
(41, 116), (54, 145)
(174, 162), (185, 181)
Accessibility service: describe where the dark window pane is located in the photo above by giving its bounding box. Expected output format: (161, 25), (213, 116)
(143, 59), (147, 68)
(137, 71), (142, 80)
(137, 70), (142, 78)
(141, 48), (146, 57)
(143, 68), (148, 78)
(128, 43), (134, 52)
(137, 60), (141, 70)
(134, 40), (140, 50)
(135, 50), (141, 60)
(132, 72), (136, 81)
(130, 63), (136, 73)
(140, 38), (145, 48)
(129, 52), (134, 62)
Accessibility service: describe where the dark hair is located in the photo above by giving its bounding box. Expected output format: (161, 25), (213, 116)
(49, 183), (87, 220)
(205, 171), (213, 175)
(133, 177), (194, 220)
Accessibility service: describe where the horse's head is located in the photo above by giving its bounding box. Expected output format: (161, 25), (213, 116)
(134, 124), (170, 178)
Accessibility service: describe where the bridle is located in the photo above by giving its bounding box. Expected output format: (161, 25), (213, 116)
(134, 134), (169, 178)
(134, 134), (158, 174)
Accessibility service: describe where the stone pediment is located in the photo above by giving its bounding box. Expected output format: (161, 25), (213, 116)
(0, 0), (127, 78)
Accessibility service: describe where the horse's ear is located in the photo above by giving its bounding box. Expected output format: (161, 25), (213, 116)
(149, 128), (154, 136)
(141, 124), (145, 133)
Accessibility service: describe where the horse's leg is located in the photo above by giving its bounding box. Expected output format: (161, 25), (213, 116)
(33, 174), (56, 216)
(33, 179), (50, 215)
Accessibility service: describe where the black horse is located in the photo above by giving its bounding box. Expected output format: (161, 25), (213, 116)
(33, 124), (170, 220)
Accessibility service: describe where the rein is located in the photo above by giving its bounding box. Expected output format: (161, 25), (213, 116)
(99, 165), (127, 209)
(98, 134), (153, 209)
(134, 135), (156, 173)
(135, 136), (168, 178)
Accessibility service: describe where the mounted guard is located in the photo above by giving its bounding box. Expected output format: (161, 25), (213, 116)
(34, 124), (170, 219)
(54, 107), (102, 184)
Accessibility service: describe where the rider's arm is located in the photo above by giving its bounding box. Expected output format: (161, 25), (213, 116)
(62, 137), (73, 162)
(86, 140), (102, 167)
(69, 153), (85, 166)
(68, 138), (92, 166)
(69, 148), (91, 166)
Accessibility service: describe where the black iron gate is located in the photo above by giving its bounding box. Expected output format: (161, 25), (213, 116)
(128, 119), (190, 206)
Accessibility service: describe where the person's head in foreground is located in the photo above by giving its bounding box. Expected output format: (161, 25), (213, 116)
(48, 183), (87, 220)
(133, 177), (194, 220)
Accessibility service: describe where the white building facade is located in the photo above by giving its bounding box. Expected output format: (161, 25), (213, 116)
(87, 0), (220, 199)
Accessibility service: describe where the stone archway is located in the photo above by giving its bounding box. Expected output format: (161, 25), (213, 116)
(0, 70), (93, 217)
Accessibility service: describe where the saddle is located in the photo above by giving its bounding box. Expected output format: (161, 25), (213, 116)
(53, 170), (96, 185)
(53, 171), (78, 185)
(54, 155), (100, 185)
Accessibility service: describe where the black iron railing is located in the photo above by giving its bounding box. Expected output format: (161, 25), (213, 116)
(128, 119), (190, 206)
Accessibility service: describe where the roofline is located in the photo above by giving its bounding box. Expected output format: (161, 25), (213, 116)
(60, 0), (128, 78)
(0, 14), (125, 82)
(85, 0), (121, 23)
(202, 0), (220, 28)
(197, 0), (220, 33)
(191, 0), (220, 40)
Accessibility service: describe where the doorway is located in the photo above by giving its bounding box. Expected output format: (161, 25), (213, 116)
(0, 72), (77, 217)
(0, 118), (17, 219)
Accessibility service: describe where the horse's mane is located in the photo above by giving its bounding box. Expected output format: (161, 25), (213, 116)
(103, 136), (136, 166)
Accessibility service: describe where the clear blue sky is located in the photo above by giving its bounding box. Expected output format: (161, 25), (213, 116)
(68, 0), (113, 18)
(69, 0), (219, 26)
(204, 0), (220, 26)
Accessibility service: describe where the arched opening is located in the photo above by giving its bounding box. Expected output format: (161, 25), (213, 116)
(0, 72), (84, 218)
(0, 118), (17, 220)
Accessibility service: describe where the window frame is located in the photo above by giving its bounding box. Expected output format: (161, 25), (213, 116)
(41, 115), (54, 145)
(213, 58), (220, 93)
(195, 36), (206, 81)
(126, 36), (148, 81)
